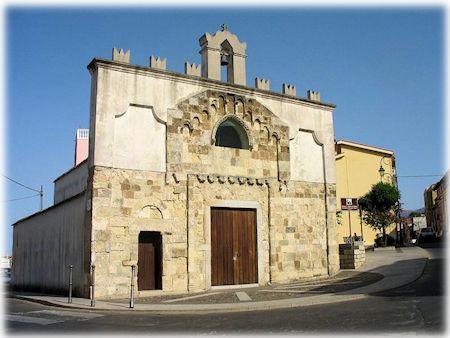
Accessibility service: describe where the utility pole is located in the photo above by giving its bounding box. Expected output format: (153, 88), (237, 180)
(2, 174), (44, 212)
(39, 185), (43, 211)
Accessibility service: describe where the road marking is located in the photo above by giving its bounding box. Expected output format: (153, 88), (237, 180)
(163, 292), (221, 303)
(5, 314), (62, 325)
(273, 281), (362, 289)
(235, 291), (252, 301)
(259, 289), (324, 294)
(276, 277), (352, 287)
(29, 310), (104, 319)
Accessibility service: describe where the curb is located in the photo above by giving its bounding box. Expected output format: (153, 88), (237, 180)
(11, 295), (89, 311)
(11, 293), (369, 314)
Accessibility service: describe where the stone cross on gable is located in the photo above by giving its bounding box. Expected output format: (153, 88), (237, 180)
(221, 24), (228, 32)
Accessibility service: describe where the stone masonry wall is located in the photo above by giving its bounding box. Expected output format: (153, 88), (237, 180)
(270, 181), (331, 282)
(91, 167), (188, 298)
(339, 242), (365, 269)
(90, 164), (337, 298)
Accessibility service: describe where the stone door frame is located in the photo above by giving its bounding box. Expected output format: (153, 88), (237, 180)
(204, 200), (265, 290)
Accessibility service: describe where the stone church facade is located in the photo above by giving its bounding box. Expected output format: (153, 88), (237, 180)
(12, 27), (339, 299)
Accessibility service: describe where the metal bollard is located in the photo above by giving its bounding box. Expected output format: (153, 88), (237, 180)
(129, 265), (135, 309)
(68, 265), (73, 304)
(90, 265), (95, 307)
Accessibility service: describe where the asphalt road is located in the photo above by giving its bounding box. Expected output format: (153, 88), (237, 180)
(5, 243), (445, 334)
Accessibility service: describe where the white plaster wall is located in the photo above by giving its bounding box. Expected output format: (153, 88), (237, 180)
(290, 130), (324, 183)
(113, 104), (165, 172)
(54, 161), (88, 204)
(255, 98), (336, 184)
(90, 61), (336, 184)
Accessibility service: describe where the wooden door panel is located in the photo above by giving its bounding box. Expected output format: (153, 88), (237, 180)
(211, 207), (257, 286)
(138, 232), (162, 291)
(246, 210), (258, 283)
(211, 208), (234, 286)
(234, 209), (257, 284)
(138, 243), (155, 290)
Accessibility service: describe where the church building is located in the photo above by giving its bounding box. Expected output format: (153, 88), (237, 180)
(12, 26), (339, 299)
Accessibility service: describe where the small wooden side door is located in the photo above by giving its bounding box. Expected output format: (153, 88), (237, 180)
(138, 232), (162, 290)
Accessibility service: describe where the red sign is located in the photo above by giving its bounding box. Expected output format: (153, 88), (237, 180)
(341, 198), (358, 210)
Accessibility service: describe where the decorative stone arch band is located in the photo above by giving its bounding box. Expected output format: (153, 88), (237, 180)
(211, 114), (254, 150)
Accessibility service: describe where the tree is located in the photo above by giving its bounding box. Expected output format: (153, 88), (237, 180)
(359, 182), (401, 247)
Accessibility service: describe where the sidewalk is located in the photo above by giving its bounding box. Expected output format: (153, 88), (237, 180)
(11, 246), (429, 313)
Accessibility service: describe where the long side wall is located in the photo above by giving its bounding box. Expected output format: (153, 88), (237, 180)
(12, 193), (87, 296)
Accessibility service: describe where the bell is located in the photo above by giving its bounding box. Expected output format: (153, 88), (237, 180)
(220, 53), (229, 66)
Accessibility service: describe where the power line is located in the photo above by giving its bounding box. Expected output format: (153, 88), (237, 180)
(2, 194), (40, 202)
(1, 174), (44, 210)
(1, 174), (41, 193)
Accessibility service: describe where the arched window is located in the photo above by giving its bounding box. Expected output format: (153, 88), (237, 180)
(214, 118), (250, 150)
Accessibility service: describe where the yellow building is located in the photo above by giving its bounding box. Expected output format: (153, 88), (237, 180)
(335, 140), (397, 246)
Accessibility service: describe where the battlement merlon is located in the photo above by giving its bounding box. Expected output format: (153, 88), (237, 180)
(112, 48), (130, 63)
(255, 78), (270, 91)
(282, 83), (296, 97)
(185, 62), (201, 77)
(307, 90), (321, 102)
(150, 56), (167, 70)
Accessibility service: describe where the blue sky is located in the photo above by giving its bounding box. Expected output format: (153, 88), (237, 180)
(4, 7), (444, 255)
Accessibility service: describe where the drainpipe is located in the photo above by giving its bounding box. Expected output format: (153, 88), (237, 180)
(275, 138), (280, 181)
(266, 180), (272, 284)
(185, 174), (190, 291)
(321, 143), (331, 276)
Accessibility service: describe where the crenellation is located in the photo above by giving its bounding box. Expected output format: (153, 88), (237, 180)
(255, 77), (270, 91)
(307, 90), (321, 102)
(112, 48), (130, 63)
(150, 56), (167, 70)
(282, 83), (296, 96)
(184, 62), (201, 76)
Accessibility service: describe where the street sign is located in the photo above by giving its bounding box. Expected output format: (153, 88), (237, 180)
(341, 198), (358, 210)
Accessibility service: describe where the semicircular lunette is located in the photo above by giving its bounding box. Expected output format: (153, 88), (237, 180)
(140, 205), (164, 219)
(211, 114), (253, 150)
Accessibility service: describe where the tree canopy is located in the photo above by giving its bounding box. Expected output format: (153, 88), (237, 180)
(359, 182), (401, 246)
(359, 182), (400, 213)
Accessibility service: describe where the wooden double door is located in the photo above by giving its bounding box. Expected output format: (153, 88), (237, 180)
(138, 232), (162, 291)
(211, 207), (258, 286)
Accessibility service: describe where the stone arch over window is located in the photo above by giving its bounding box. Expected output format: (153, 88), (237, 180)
(212, 115), (252, 150)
